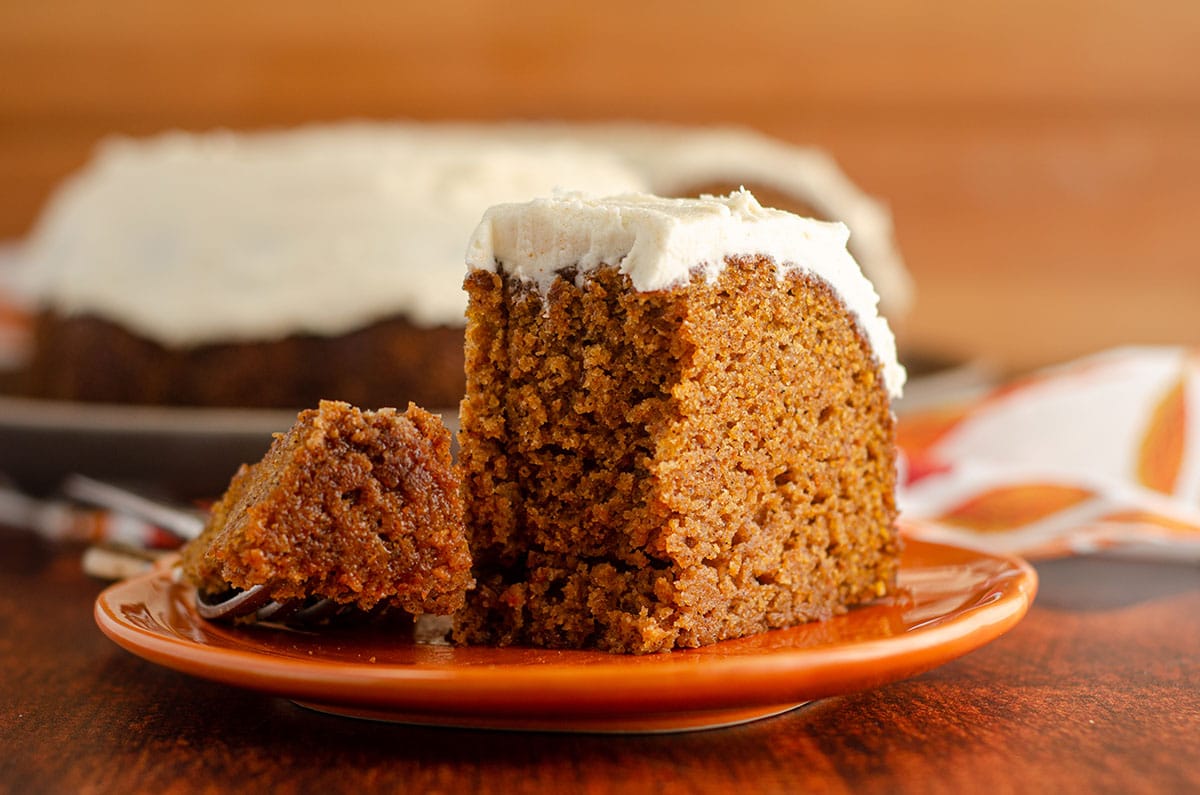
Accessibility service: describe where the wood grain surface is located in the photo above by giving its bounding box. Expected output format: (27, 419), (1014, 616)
(2, 1), (1199, 372)
(2, 525), (1197, 793)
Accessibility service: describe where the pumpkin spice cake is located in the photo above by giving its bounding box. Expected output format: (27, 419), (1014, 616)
(455, 190), (905, 654)
(14, 122), (909, 410)
(181, 400), (472, 618)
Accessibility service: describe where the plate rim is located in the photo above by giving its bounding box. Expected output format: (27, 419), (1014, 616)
(0, 393), (300, 436)
(93, 535), (1037, 722)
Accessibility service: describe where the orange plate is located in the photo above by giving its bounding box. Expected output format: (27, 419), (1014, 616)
(94, 536), (1036, 733)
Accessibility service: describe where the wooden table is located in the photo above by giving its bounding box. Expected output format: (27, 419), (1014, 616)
(2, 523), (1196, 794)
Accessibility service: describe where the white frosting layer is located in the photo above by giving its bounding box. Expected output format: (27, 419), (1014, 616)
(509, 123), (913, 318)
(18, 122), (911, 347)
(467, 190), (905, 398)
(18, 126), (648, 346)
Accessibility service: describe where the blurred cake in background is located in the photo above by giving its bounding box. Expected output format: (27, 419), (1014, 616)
(516, 122), (913, 320)
(15, 126), (644, 409)
(13, 122), (911, 409)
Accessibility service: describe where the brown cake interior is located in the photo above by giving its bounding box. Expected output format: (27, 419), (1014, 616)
(456, 258), (899, 653)
(181, 400), (472, 615)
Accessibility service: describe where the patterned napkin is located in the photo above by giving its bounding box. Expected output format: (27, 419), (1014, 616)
(898, 346), (1200, 562)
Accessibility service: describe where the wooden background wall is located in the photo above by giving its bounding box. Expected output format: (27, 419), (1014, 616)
(2, 1), (1198, 372)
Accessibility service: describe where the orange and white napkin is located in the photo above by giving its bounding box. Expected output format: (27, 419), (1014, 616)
(898, 346), (1200, 562)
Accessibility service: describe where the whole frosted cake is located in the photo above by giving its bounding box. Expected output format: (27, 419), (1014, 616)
(455, 189), (904, 653)
(15, 122), (909, 410)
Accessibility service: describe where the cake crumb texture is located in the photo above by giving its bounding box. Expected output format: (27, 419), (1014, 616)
(181, 400), (472, 615)
(456, 259), (899, 653)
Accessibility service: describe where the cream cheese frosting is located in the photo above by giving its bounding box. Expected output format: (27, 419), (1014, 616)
(467, 189), (905, 398)
(504, 122), (913, 318)
(17, 126), (648, 346)
(17, 121), (911, 348)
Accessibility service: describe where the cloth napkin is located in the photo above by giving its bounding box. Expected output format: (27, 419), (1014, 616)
(898, 346), (1200, 562)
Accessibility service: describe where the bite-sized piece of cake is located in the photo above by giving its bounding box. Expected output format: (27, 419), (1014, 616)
(181, 400), (472, 616)
(456, 190), (905, 654)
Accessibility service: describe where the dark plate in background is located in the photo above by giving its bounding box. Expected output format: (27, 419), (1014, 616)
(0, 394), (298, 497)
(0, 351), (985, 499)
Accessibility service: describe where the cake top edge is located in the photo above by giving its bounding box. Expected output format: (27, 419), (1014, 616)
(15, 122), (910, 348)
(467, 189), (906, 398)
(14, 125), (650, 345)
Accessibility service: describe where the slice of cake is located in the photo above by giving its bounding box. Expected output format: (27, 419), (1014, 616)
(180, 400), (472, 617)
(456, 190), (905, 653)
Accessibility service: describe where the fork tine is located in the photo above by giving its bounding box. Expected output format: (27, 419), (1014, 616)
(194, 584), (271, 620)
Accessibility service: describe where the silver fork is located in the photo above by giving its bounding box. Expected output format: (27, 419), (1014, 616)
(193, 584), (346, 624)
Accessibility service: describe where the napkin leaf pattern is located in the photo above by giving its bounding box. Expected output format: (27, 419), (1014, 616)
(937, 484), (1094, 533)
(900, 347), (1200, 561)
(1136, 368), (1187, 496)
(1100, 509), (1199, 537)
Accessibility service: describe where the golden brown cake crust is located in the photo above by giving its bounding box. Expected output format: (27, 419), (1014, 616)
(456, 259), (899, 653)
(181, 400), (472, 615)
(24, 313), (465, 410)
